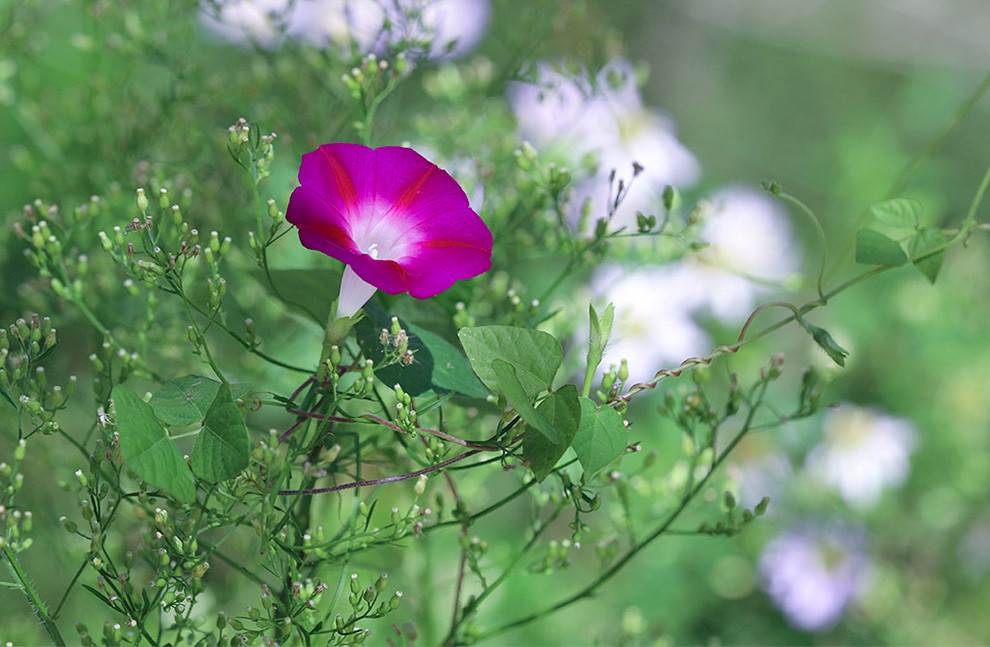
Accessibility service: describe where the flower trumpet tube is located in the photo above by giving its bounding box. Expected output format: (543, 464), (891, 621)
(286, 142), (493, 356)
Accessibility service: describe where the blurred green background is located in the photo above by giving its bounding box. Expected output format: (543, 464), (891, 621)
(2, 1), (989, 644)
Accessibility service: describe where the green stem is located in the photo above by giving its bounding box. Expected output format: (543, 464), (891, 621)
(886, 70), (990, 200)
(962, 156), (990, 228)
(775, 191), (828, 299)
(182, 297), (311, 373)
(476, 386), (765, 643)
(2, 543), (67, 646)
(444, 504), (565, 645)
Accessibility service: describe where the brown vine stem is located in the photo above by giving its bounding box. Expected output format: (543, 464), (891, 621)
(360, 414), (502, 451)
(277, 449), (479, 495)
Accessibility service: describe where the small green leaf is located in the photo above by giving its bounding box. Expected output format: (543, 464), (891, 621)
(491, 359), (563, 445)
(191, 383), (250, 482)
(855, 228), (907, 266)
(522, 384), (581, 482)
(407, 323), (488, 398)
(458, 326), (561, 397)
(150, 376), (252, 427)
(907, 227), (946, 284)
(112, 386), (196, 503)
(572, 397), (628, 476)
(869, 198), (921, 229)
(587, 303), (614, 381)
(802, 322), (849, 367)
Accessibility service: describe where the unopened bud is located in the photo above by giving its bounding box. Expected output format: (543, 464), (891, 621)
(136, 188), (148, 214)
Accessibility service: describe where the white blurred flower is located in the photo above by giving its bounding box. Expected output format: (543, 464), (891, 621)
(759, 525), (870, 632)
(508, 59), (700, 230)
(588, 264), (710, 384)
(198, 0), (291, 48)
(684, 185), (800, 322)
(804, 405), (916, 509)
(199, 0), (491, 60)
(582, 185), (799, 384)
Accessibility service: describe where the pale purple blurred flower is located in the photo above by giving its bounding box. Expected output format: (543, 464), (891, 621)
(759, 525), (870, 631)
(200, 0), (491, 60)
(508, 59), (700, 230)
(804, 405), (916, 509)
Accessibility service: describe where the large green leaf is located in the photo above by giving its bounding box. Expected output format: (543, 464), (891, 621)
(112, 386), (196, 503)
(458, 326), (561, 397)
(406, 323), (488, 398)
(907, 227), (946, 284)
(572, 397), (627, 476)
(491, 359), (563, 445)
(191, 383), (250, 482)
(250, 268), (342, 326)
(150, 376), (252, 427)
(522, 384), (581, 482)
(855, 228), (907, 266)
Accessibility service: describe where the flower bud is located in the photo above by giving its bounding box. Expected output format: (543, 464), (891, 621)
(58, 516), (77, 533)
(136, 188), (148, 214)
(14, 439), (26, 462)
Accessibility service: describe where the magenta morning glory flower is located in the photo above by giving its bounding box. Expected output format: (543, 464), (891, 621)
(286, 143), (493, 319)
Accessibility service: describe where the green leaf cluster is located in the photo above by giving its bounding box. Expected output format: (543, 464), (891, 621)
(459, 326), (628, 481)
(855, 198), (946, 283)
(113, 377), (251, 502)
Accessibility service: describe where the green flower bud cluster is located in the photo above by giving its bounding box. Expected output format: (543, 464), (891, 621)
(134, 504), (210, 617)
(242, 431), (290, 494)
(453, 301), (475, 328)
(98, 187), (233, 309)
(0, 440), (33, 552)
(227, 117), (277, 181)
(350, 359), (375, 396)
(90, 336), (141, 400)
(73, 619), (137, 647)
(1, 314), (74, 435)
(327, 570), (402, 644)
(796, 364), (832, 417)
(659, 380), (720, 453)
(597, 359), (629, 405)
(695, 494), (771, 537)
(530, 537), (576, 575)
(469, 271), (541, 327)
(263, 197), (287, 245)
(379, 317), (416, 367)
(15, 194), (129, 320)
(341, 52), (407, 101)
(393, 384), (417, 431)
